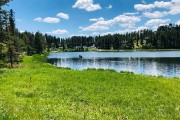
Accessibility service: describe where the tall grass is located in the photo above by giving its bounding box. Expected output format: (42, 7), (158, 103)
(0, 56), (179, 119)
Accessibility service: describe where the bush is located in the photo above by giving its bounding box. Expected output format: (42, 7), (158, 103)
(120, 71), (134, 74)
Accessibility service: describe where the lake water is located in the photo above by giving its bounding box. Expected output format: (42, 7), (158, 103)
(47, 51), (180, 77)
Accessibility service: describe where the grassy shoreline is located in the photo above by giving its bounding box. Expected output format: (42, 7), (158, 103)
(0, 56), (180, 119)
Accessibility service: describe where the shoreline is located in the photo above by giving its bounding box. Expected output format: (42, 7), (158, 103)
(51, 49), (180, 52)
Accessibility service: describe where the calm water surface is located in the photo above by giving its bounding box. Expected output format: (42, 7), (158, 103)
(47, 51), (180, 77)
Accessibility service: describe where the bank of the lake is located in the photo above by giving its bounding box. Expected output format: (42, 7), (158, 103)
(56, 49), (180, 52)
(0, 56), (180, 119)
(93, 49), (180, 52)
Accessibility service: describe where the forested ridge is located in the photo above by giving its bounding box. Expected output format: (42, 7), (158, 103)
(0, 0), (180, 68)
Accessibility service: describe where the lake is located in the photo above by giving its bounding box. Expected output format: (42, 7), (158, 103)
(47, 51), (180, 77)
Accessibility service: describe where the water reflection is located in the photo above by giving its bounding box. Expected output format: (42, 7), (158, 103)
(48, 57), (180, 78)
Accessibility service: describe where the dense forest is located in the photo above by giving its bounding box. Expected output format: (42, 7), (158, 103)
(0, 0), (180, 68)
(61, 25), (180, 50)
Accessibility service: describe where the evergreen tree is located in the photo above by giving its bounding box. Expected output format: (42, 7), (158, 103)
(34, 32), (45, 54)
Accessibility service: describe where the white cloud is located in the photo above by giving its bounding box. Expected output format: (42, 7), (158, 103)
(94, 19), (114, 26)
(134, 0), (180, 16)
(34, 17), (43, 22)
(113, 15), (141, 28)
(80, 25), (109, 31)
(145, 19), (171, 26)
(80, 15), (141, 31)
(154, 1), (172, 9)
(123, 12), (139, 16)
(47, 29), (69, 34)
(106, 5), (112, 9)
(89, 17), (104, 22)
(43, 17), (60, 23)
(143, 11), (168, 18)
(134, 4), (155, 11)
(169, 0), (180, 15)
(172, 0), (180, 4)
(134, 1), (173, 11)
(72, 0), (102, 12)
(176, 20), (180, 25)
(34, 17), (60, 23)
(134, 0), (180, 15)
(169, 5), (180, 15)
(57, 12), (69, 19)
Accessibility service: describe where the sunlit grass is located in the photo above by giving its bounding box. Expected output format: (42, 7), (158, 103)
(0, 56), (180, 119)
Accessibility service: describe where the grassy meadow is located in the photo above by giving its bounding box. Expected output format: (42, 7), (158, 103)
(0, 56), (180, 119)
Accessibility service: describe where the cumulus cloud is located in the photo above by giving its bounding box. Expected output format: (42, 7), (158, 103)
(123, 12), (139, 16)
(114, 15), (141, 28)
(134, 1), (173, 11)
(169, 0), (180, 14)
(99, 26), (150, 36)
(169, 5), (180, 15)
(145, 19), (171, 26)
(143, 11), (168, 18)
(43, 17), (60, 23)
(34, 17), (60, 23)
(72, 0), (102, 12)
(172, 0), (180, 4)
(57, 12), (69, 19)
(136, 0), (180, 17)
(94, 19), (114, 27)
(47, 29), (69, 34)
(79, 25), (109, 31)
(134, 4), (155, 11)
(80, 15), (141, 31)
(89, 17), (104, 22)
(154, 1), (172, 9)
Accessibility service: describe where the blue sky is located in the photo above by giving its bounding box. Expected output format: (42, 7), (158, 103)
(4, 0), (180, 37)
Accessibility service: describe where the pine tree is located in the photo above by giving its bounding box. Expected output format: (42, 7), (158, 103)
(0, 0), (14, 67)
(34, 32), (45, 54)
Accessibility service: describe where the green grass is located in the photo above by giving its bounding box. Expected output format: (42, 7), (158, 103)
(0, 56), (180, 119)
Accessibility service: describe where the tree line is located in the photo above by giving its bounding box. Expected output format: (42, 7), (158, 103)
(60, 24), (180, 50)
(0, 0), (180, 68)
